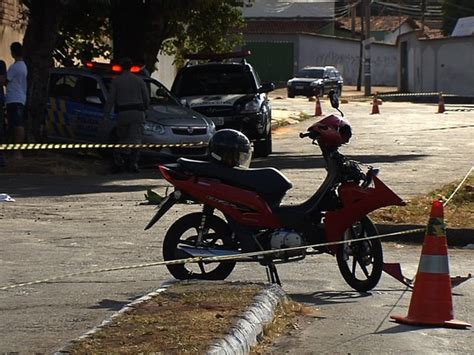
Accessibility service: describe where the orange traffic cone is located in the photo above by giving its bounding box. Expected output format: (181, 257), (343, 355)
(438, 92), (445, 113)
(391, 200), (471, 329)
(371, 92), (380, 114)
(314, 95), (322, 116)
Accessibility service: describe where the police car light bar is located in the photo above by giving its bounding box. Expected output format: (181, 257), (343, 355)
(85, 61), (142, 73)
(184, 50), (252, 61)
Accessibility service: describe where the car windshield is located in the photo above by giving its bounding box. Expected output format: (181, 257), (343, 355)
(103, 77), (180, 106)
(296, 69), (324, 79)
(174, 65), (257, 96)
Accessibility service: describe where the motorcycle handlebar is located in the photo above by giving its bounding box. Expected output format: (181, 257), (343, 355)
(299, 131), (319, 139)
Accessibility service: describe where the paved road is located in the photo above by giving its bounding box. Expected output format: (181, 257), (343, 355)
(0, 99), (473, 353)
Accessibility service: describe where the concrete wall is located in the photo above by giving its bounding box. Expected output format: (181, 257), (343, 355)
(245, 33), (397, 85)
(399, 32), (474, 95)
(0, 0), (24, 66)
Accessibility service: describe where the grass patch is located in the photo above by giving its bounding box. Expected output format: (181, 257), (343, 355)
(371, 175), (473, 228)
(67, 282), (264, 354)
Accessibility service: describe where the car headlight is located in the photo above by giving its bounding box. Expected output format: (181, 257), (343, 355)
(287, 80), (292, 86)
(241, 100), (260, 114)
(310, 80), (323, 87)
(143, 122), (165, 134)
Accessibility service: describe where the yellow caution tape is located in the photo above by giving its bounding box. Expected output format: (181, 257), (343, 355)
(0, 142), (208, 151)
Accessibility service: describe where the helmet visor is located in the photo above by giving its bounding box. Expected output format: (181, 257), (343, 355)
(237, 149), (252, 168)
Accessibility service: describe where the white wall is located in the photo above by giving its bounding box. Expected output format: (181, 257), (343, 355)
(297, 34), (397, 85)
(399, 32), (474, 95)
(245, 33), (397, 85)
(152, 52), (177, 89)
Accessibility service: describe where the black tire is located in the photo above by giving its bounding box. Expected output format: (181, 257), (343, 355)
(287, 90), (295, 98)
(163, 213), (236, 280)
(337, 85), (343, 97)
(336, 217), (383, 292)
(253, 128), (272, 158)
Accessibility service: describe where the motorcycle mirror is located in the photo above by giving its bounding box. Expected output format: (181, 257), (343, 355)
(328, 89), (339, 109)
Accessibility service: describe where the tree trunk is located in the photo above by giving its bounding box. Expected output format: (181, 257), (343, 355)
(111, 0), (179, 75)
(23, 0), (64, 142)
(110, 0), (146, 64)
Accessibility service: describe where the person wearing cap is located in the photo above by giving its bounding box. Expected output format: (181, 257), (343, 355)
(104, 57), (149, 173)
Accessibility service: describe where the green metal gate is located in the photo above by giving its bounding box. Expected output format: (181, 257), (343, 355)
(245, 42), (294, 84)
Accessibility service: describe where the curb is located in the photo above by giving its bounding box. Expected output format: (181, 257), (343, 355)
(376, 224), (474, 247)
(207, 284), (287, 355)
(55, 281), (287, 354)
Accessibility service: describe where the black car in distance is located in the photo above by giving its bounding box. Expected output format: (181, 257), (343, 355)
(287, 66), (343, 98)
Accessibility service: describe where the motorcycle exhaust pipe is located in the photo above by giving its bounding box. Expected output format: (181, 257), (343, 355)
(177, 245), (242, 259)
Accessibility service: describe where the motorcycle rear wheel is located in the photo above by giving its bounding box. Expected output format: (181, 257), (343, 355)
(163, 213), (236, 280)
(336, 217), (383, 292)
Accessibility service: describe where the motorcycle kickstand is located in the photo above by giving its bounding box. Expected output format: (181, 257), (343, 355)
(266, 262), (281, 286)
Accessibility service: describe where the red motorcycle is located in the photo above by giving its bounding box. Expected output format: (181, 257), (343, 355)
(145, 92), (405, 292)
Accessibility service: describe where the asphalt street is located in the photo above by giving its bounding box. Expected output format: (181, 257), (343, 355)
(0, 95), (473, 353)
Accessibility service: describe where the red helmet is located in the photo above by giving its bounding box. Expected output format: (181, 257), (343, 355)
(307, 115), (352, 149)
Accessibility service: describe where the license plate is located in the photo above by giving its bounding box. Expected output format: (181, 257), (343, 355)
(211, 117), (224, 126)
(295, 85), (304, 90)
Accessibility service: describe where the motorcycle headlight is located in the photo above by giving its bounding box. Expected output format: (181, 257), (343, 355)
(310, 80), (323, 87)
(144, 122), (165, 135)
(241, 100), (260, 114)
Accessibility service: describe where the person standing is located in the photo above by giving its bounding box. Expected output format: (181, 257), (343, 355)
(0, 58), (6, 166)
(5, 42), (28, 159)
(104, 57), (149, 173)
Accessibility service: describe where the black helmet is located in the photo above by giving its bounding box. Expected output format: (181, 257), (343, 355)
(209, 129), (253, 168)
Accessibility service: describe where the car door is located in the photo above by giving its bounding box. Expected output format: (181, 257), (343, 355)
(46, 73), (82, 142)
(74, 75), (109, 142)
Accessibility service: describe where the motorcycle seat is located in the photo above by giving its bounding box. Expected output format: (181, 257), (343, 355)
(176, 158), (293, 198)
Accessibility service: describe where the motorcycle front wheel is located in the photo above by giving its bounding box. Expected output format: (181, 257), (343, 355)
(163, 213), (236, 280)
(336, 217), (383, 292)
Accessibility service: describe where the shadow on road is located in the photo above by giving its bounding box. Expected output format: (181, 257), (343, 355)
(289, 290), (372, 306)
(252, 152), (427, 170)
(89, 298), (132, 311)
(0, 171), (167, 198)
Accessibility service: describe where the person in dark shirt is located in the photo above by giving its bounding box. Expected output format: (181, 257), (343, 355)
(0, 59), (7, 166)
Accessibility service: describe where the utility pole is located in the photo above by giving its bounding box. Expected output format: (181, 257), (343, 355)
(421, 0), (426, 34)
(357, 0), (365, 91)
(350, 0), (356, 38)
(363, 0), (371, 96)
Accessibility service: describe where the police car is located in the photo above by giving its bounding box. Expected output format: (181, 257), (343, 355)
(45, 62), (215, 160)
(171, 51), (274, 157)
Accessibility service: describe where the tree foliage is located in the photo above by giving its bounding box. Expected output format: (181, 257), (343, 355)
(442, 0), (474, 35)
(54, 1), (111, 67)
(161, 0), (245, 68)
(53, 0), (244, 72)
(19, 0), (245, 140)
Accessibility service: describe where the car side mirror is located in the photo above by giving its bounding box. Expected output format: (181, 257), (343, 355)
(258, 82), (275, 93)
(85, 96), (102, 105)
(180, 98), (189, 107)
(328, 89), (339, 108)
